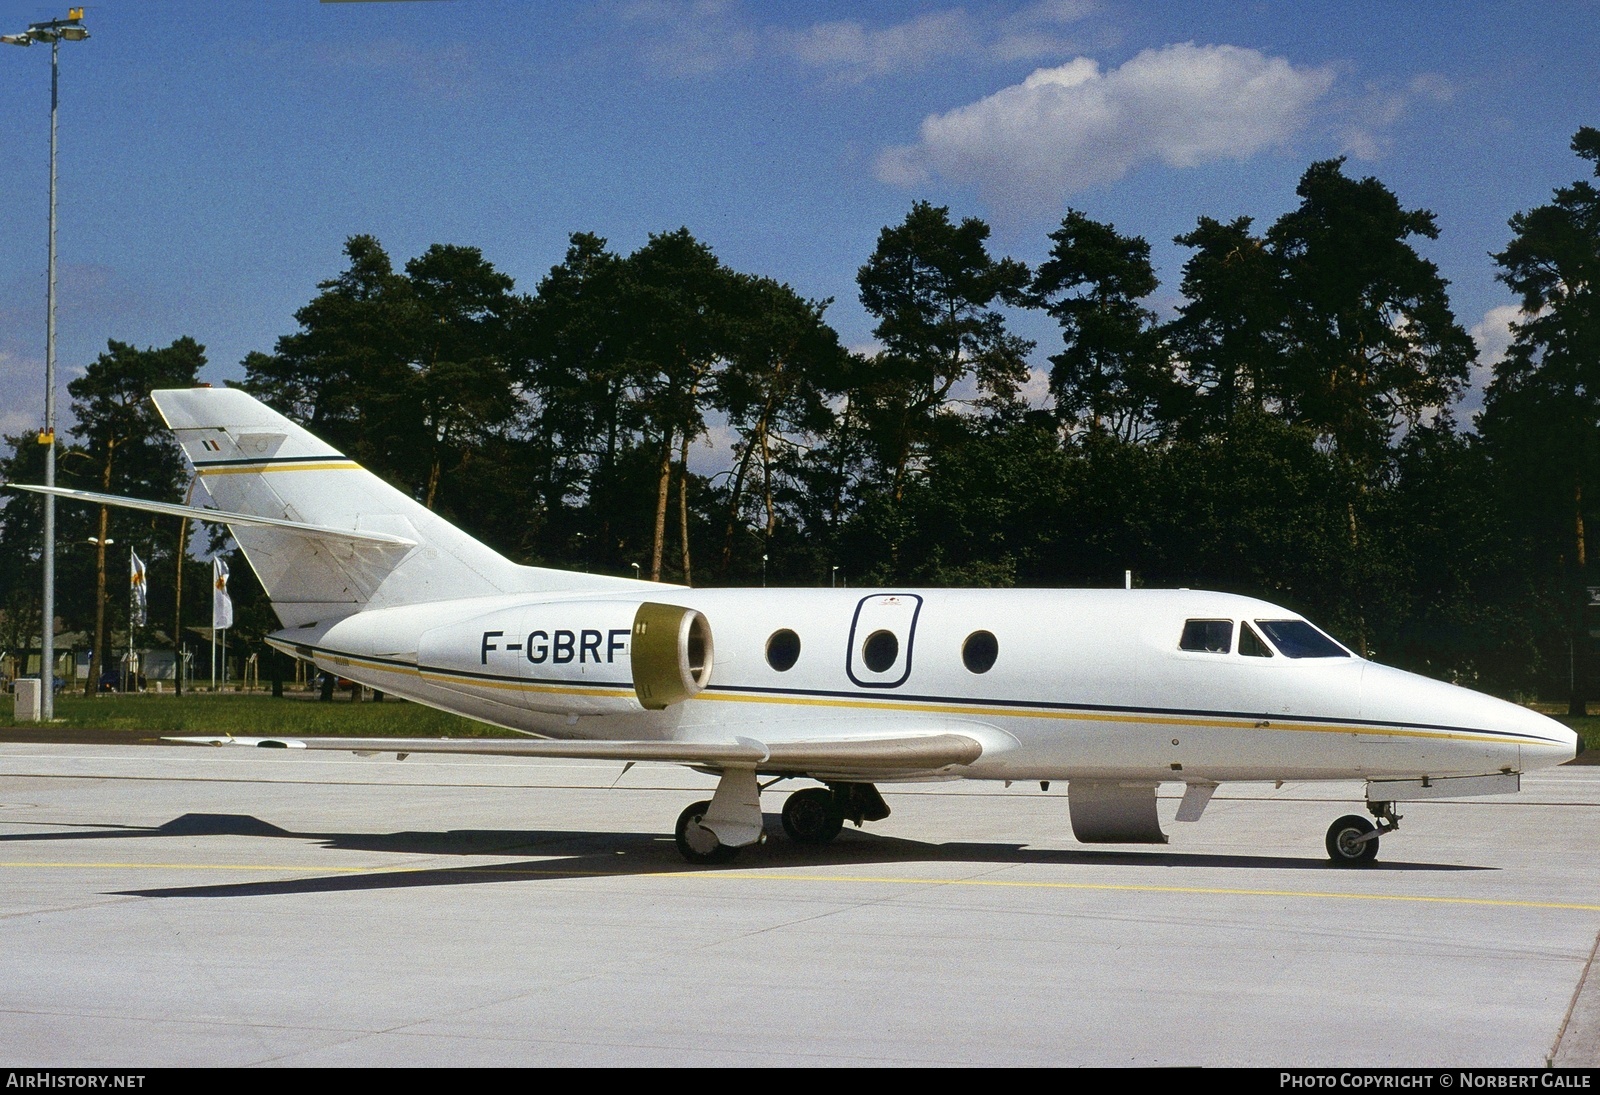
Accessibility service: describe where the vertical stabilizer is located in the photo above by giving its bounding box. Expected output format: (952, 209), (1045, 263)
(152, 388), (641, 627)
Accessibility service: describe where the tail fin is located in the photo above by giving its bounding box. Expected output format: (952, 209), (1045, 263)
(152, 387), (642, 627)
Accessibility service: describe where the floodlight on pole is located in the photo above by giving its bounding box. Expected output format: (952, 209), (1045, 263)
(4, 7), (90, 718)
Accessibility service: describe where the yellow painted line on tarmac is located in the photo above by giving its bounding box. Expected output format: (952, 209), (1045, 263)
(680, 872), (1600, 912)
(4, 858), (1599, 912)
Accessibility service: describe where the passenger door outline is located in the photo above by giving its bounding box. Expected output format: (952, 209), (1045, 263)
(846, 594), (923, 689)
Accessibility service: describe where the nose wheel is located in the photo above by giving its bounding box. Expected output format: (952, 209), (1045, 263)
(1325, 801), (1401, 865)
(1325, 814), (1379, 864)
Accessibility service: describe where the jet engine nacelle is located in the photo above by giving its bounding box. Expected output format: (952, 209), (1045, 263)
(417, 599), (713, 716)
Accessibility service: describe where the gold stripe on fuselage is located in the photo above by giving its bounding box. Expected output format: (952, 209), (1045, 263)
(310, 648), (1543, 748)
(195, 460), (362, 476)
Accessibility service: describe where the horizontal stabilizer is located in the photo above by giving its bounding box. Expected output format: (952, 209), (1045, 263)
(8, 485), (417, 547)
(164, 732), (985, 773)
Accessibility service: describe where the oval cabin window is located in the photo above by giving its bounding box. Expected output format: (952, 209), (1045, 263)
(962, 630), (998, 673)
(861, 629), (899, 673)
(765, 629), (801, 672)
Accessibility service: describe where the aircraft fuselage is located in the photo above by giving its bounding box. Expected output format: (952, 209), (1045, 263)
(280, 586), (1574, 786)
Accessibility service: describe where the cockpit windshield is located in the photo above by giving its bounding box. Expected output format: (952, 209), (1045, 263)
(1255, 620), (1350, 659)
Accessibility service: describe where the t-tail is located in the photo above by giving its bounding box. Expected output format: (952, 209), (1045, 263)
(16, 387), (649, 629)
(152, 388), (654, 625)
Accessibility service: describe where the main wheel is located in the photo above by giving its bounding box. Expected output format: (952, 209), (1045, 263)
(1325, 814), (1379, 865)
(675, 799), (739, 865)
(781, 787), (845, 845)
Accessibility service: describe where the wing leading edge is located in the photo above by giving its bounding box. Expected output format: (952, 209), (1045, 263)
(164, 732), (985, 778)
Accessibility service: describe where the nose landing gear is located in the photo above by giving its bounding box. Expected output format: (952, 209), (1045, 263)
(1325, 800), (1401, 865)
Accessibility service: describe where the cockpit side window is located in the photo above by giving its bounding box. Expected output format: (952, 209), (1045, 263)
(1255, 620), (1351, 659)
(1179, 619), (1233, 653)
(1238, 622), (1273, 658)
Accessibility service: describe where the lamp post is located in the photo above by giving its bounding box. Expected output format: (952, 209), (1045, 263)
(4, 8), (90, 719)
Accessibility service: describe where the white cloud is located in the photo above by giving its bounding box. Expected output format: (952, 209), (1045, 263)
(1470, 303), (1521, 369)
(619, 0), (760, 77)
(688, 418), (740, 476)
(781, 11), (978, 82)
(1408, 72), (1455, 103)
(1019, 365), (1052, 408)
(990, 0), (1099, 63)
(1459, 303), (1527, 419)
(876, 43), (1336, 214)
(1338, 72), (1455, 160)
(626, 1), (1095, 82)
(779, 1), (1094, 82)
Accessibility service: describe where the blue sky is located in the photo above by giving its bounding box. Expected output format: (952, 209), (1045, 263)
(1, 1), (1596, 442)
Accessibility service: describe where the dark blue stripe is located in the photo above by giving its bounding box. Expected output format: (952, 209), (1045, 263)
(295, 641), (1564, 746)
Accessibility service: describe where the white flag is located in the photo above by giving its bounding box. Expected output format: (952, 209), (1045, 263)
(212, 557), (233, 631)
(130, 550), (148, 628)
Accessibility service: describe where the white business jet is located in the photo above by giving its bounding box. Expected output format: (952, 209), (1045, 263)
(13, 388), (1578, 865)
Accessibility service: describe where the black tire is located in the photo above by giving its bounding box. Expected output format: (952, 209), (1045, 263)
(675, 800), (739, 865)
(1325, 814), (1379, 865)
(781, 787), (845, 844)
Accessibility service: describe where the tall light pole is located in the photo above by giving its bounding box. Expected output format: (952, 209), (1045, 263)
(4, 8), (90, 719)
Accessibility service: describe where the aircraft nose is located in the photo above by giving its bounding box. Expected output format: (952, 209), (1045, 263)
(1506, 703), (1579, 768)
(1360, 663), (1578, 769)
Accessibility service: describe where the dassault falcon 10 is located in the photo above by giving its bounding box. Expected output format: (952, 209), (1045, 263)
(12, 387), (1578, 864)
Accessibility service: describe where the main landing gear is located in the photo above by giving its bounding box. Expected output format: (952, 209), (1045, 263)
(1325, 800), (1401, 865)
(674, 780), (891, 864)
(780, 783), (889, 845)
(780, 787), (843, 845)
(675, 800), (740, 865)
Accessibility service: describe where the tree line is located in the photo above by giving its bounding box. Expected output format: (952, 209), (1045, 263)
(4, 131), (1600, 710)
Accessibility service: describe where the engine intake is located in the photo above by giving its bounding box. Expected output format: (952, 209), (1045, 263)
(631, 602), (714, 710)
(416, 598), (714, 716)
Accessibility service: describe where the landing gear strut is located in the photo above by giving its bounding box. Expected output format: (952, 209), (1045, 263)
(1324, 800), (1401, 866)
(672, 767), (765, 865)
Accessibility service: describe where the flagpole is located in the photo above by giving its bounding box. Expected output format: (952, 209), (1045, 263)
(210, 557), (231, 693)
(127, 547), (132, 693)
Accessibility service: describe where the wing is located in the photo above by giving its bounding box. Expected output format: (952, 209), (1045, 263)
(164, 732), (985, 780)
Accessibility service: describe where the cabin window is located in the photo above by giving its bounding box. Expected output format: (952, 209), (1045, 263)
(862, 629), (899, 673)
(765, 629), (801, 672)
(1179, 619), (1233, 653)
(1255, 620), (1350, 659)
(1238, 622), (1273, 658)
(962, 630), (999, 673)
